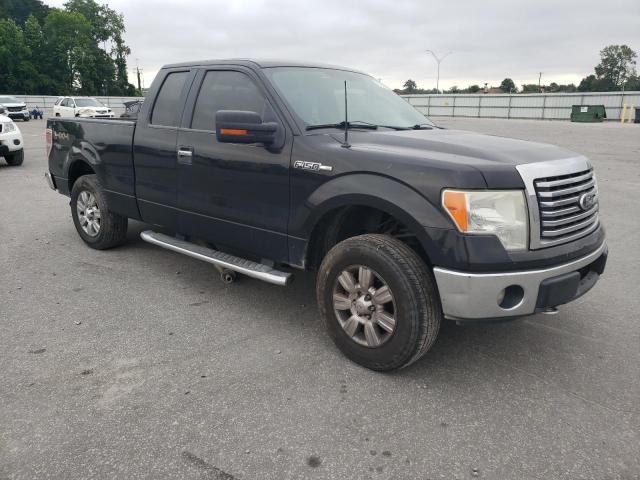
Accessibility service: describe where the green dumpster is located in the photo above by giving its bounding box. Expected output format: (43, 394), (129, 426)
(570, 105), (607, 122)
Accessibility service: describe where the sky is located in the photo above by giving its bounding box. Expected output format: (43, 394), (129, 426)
(46, 0), (640, 91)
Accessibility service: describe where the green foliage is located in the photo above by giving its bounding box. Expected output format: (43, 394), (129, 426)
(595, 45), (637, 88)
(579, 44), (638, 91)
(467, 85), (480, 93)
(499, 78), (517, 93)
(403, 79), (418, 93)
(0, 0), (138, 95)
(0, 0), (50, 25)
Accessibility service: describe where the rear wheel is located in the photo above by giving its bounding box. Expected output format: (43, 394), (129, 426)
(70, 175), (128, 249)
(5, 149), (24, 166)
(317, 234), (441, 371)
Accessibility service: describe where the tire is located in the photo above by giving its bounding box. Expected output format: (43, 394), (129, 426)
(317, 234), (441, 371)
(5, 149), (24, 166)
(70, 174), (128, 250)
(23, 117), (30, 122)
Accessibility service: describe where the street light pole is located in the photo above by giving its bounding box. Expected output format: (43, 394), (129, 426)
(426, 50), (452, 94)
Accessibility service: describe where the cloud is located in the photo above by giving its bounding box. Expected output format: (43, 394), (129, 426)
(45, 0), (640, 89)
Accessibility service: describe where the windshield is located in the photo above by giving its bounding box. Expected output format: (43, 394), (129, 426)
(264, 67), (434, 130)
(0, 96), (21, 104)
(75, 98), (104, 107)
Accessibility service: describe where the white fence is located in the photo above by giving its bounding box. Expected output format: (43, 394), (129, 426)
(401, 91), (640, 121)
(7, 92), (640, 121)
(8, 95), (143, 118)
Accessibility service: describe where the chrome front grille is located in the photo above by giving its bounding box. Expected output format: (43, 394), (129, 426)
(516, 157), (601, 249)
(534, 169), (599, 242)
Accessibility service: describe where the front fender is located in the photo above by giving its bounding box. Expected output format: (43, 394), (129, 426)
(289, 173), (455, 266)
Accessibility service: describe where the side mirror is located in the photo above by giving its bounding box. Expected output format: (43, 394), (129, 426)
(0, 105), (5, 115)
(215, 110), (279, 145)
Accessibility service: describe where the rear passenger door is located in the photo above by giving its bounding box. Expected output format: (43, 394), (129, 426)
(134, 69), (194, 229)
(175, 67), (292, 262)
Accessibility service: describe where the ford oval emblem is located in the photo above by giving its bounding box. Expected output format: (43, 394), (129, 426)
(579, 191), (597, 211)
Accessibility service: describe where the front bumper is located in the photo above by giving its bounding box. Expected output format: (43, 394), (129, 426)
(7, 110), (29, 120)
(0, 129), (23, 153)
(433, 242), (607, 321)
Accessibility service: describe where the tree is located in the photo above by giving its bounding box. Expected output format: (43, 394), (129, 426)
(499, 78), (517, 93)
(626, 75), (640, 91)
(467, 84), (480, 93)
(577, 74), (610, 92)
(403, 79), (418, 94)
(0, 19), (32, 93)
(0, 0), (50, 25)
(595, 44), (637, 89)
(43, 10), (95, 94)
(0, 0), (138, 95)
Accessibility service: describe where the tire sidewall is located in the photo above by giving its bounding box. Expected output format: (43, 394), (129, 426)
(318, 240), (426, 370)
(70, 176), (109, 246)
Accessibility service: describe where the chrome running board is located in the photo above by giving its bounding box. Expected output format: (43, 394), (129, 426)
(140, 230), (292, 286)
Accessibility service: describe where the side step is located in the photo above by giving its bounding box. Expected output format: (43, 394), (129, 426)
(140, 230), (292, 286)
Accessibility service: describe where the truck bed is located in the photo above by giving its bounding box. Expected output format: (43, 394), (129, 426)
(47, 117), (139, 218)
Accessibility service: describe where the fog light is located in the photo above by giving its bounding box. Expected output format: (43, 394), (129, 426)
(13, 139), (20, 145)
(498, 285), (524, 309)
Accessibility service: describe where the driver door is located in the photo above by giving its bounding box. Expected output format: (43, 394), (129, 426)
(175, 68), (292, 262)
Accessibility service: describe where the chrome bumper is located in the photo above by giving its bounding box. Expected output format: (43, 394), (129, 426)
(433, 242), (607, 321)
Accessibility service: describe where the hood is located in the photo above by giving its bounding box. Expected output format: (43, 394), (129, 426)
(341, 128), (579, 166)
(328, 127), (584, 189)
(0, 102), (27, 108)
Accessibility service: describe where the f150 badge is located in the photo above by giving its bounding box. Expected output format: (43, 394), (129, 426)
(294, 160), (333, 172)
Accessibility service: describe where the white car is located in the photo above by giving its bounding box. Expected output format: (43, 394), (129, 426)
(53, 97), (115, 119)
(0, 95), (30, 122)
(0, 107), (24, 166)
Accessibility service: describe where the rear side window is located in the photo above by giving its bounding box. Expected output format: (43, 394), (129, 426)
(151, 71), (189, 127)
(191, 71), (269, 131)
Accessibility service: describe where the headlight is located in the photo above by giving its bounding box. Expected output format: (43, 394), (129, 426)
(78, 109), (93, 116)
(442, 189), (528, 250)
(3, 122), (16, 133)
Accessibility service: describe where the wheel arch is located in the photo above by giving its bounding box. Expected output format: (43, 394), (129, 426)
(66, 158), (96, 193)
(293, 174), (452, 269)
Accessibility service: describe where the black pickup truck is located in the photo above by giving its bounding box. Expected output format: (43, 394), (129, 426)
(45, 59), (607, 371)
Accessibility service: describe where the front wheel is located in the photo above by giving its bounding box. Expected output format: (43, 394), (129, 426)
(317, 234), (442, 371)
(70, 175), (128, 250)
(5, 149), (24, 166)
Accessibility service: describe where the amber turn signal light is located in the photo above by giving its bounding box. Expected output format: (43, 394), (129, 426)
(442, 190), (468, 232)
(219, 128), (248, 136)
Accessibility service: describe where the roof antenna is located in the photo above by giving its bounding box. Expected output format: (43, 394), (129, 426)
(341, 80), (351, 149)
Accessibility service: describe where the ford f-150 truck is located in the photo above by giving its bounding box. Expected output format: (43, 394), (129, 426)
(45, 59), (607, 371)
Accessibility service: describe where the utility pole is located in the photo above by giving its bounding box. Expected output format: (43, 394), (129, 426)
(132, 59), (143, 94)
(426, 50), (452, 94)
(538, 72), (543, 93)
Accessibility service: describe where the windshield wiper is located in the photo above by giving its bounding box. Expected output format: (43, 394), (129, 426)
(305, 120), (378, 131)
(410, 123), (434, 130)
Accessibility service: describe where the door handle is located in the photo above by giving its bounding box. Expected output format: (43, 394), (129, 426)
(177, 147), (193, 165)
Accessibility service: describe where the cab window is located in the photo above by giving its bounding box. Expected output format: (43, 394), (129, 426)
(190, 71), (271, 132)
(151, 71), (189, 127)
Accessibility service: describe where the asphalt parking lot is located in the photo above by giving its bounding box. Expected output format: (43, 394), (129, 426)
(1, 117), (638, 480)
